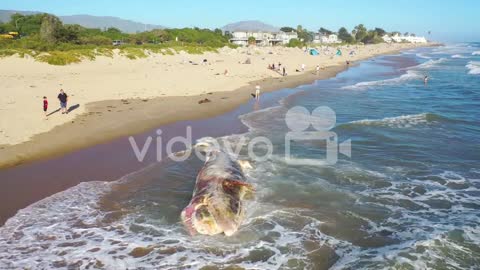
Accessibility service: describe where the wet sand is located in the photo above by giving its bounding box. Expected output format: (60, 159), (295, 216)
(0, 65), (345, 170)
(0, 65), (343, 225)
(0, 44), (438, 225)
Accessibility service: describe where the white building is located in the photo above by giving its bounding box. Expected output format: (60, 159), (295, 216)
(388, 34), (427, 43)
(229, 31), (298, 46)
(382, 35), (393, 43)
(313, 33), (341, 44)
(277, 31), (298, 45)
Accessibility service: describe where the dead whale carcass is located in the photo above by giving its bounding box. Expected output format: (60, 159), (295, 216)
(181, 150), (254, 236)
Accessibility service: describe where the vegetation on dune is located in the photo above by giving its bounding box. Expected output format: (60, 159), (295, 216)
(282, 24), (399, 46)
(319, 27), (333, 36)
(0, 13), (409, 65)
(286, 38), (303, 48)
(338, 27), (355, 44)
(350, 24), (386, 44)
(0, 13), (234, 65)
(120, 47), (147, 59)
(296, 25), (314, 43)
(37, 51), (83, 65)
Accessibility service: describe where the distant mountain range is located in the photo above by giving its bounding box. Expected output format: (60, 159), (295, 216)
(222, 20), (280, 32)
(0, 10), (38, 22)
(0, 10), (164, 33)
(1, 10), (281, 34)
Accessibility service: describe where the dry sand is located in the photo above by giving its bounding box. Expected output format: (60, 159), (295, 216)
(0, 42), (434, 168)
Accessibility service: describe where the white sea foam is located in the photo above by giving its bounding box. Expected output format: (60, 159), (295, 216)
(431, 44), (472, 55)
(410, 58), (447, 69)
(466, 61), (480, 75)
(451, 54), (467, 58)
(0, 157), (353, 270)
(342, 70), (423, 90)
(336, 168), (480, 270)
(1, 153), (478, 269)
(342, 58), (447, 90)
(0, 181), (113, 269)
(331, 167), (480, 269)
(472, 51), (480, 55)
(348, 113), (438, 128)
(416, 53), (431, 59)
(239, 105), (287, 132)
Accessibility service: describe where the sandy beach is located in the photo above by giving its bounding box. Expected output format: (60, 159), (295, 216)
(0, 42), (433, 168)
(3, 1), (478, 268)
(6, 40), (480, 269)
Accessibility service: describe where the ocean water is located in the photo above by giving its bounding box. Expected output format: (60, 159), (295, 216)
(1, 43), (479, 270)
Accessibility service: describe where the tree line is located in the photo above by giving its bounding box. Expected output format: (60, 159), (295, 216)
(0, 13), (232, 50)
(281, 24), (404, 46)
(0, 13), (412, 51)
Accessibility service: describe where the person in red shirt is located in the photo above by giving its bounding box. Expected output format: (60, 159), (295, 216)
(43, 96), (48, 118)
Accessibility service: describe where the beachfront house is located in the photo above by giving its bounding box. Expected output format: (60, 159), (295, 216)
(229, 31), (298, 46)
(382, 35), (393, 43)
(277, 31), (298, 45)
(388, 34), (427, 43)
(313, 33), (341, 44)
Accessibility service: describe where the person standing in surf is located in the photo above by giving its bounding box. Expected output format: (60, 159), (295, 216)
(255, 84), (261, 100)
(424, 75), (429, 85)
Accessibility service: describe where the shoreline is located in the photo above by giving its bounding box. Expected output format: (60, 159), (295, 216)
(0, 43), (437, 170)
(0, 43), (438, 225)
(0, 64), (345, 169)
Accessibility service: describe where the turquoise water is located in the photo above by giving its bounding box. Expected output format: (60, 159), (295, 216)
(1, 44), (479, 269)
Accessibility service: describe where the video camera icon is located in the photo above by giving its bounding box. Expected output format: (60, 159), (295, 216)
(284, 106), (351, 165)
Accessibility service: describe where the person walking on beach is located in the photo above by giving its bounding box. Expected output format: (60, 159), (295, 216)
(316, 65), (320, 75)
(58, 89), (68, 114)
(301, 63), (306, 72)
(255, 84), (261, 100)
(43, 96), (48, 118)
(282, 67), (286, 76)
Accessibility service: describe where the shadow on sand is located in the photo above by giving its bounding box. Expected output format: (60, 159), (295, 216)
(47, 104), (80, 116)
(68, 104), (80, 113)
(46, 108), (61, 116)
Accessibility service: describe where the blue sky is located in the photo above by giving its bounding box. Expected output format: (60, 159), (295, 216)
(2, 0), (479, 42)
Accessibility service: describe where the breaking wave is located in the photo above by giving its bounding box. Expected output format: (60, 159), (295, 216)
(415, 53), (431, 59)
(431, 44), (473, 55)
(343, 57), (449, 90)
(340, 113), (447, 129)
(1, 44), (479, 270)
(451, 54), (467, 59)
(410, 58), (447, 69)
(342, 70), (423, 90)
(466, 61), (480, 75)
(0, 181), (114, 269)
(472, 51), (480, 55)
